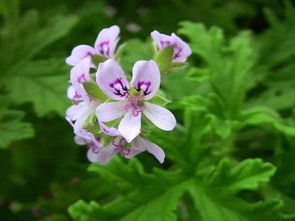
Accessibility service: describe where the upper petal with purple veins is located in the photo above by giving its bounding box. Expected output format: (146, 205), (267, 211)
(65, 45), (95, 66)
(69, 59), (91, 101)
(151, 30), (174, 51)
(67, 85), (82, 101)
(130, 60), (160, 100)
(171, 33), (192, 62)
(96, 59), (129, 100)
(70, 59), (90, 85)
(151, 30), (191, 62)
(94, 25), (120, 58)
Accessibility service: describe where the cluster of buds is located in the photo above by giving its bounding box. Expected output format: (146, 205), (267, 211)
(65, 25), (191, 165)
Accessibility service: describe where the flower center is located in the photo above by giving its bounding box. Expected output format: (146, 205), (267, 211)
(112, 138), (130, 156)
(125, 89), (144, 117)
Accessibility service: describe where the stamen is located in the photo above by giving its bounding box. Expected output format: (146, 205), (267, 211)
(124, 96), (143, 117)
(111, 138), (130, 156)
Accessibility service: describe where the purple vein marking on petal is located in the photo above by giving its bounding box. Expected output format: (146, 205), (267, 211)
(82, 51), (93, 59)
(77, 73), (87, 83)
(136, 81), (152, 96)
(89, 143), (100, 153)
(160, 40), (172, 48)
(98, 41), (110, 57)
(109, 78), (129, 97)
(173, 45), (182, 59)
(73, 91), (82, 100)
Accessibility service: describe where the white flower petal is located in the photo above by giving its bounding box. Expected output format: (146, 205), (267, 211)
(130, 60), (160, 100)
(133, 137), (165, 163)
(96, 101), (127, 122)
(96, 59), (129, 100)
(96, 144), (117, 165)
(70, 58), (90, 85)
(66, 102), (91, 129)
(143, 102), (176, 131)
(124, 146), (145, 159)
(74, 135), (86, 145)
(65, 45), (95, 66)
(94, 25), (120, 58)
(150, 31), (173, 51)
(118, 111), (141, 143)
(171, 33), (192, 62)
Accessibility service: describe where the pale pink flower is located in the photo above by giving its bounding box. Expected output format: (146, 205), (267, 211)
(65, 25), (120, 66)
(151, 30), (191, 62)
(95, 59), (176, 142)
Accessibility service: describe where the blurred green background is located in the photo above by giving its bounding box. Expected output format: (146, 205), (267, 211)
(0, 0), (295, 220)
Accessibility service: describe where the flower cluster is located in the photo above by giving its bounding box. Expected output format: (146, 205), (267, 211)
(65, 25), (191, 165)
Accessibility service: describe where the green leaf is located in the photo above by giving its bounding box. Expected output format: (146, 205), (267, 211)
(119, 185), (186, 221)
(189, 158), (282, 221)
(149, 90), (171, 106)
(0, 11), (78, 116)
(190, 185), (283, 221)
(69, 158), (188, 221)
(209, 159), (276, 193)
(119, 39), (153, 73)
(83, 82), (108, 101)
(22, 14), (78, 61)
(178, 22), (255, 119)
(0, 107), (34, 148)
(249, 2), (295, 111)
(115, 42), (127, 60)
(69, 200), (101, 221)
(4, 59), (70, 117)
(240, 106), (295, 136)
